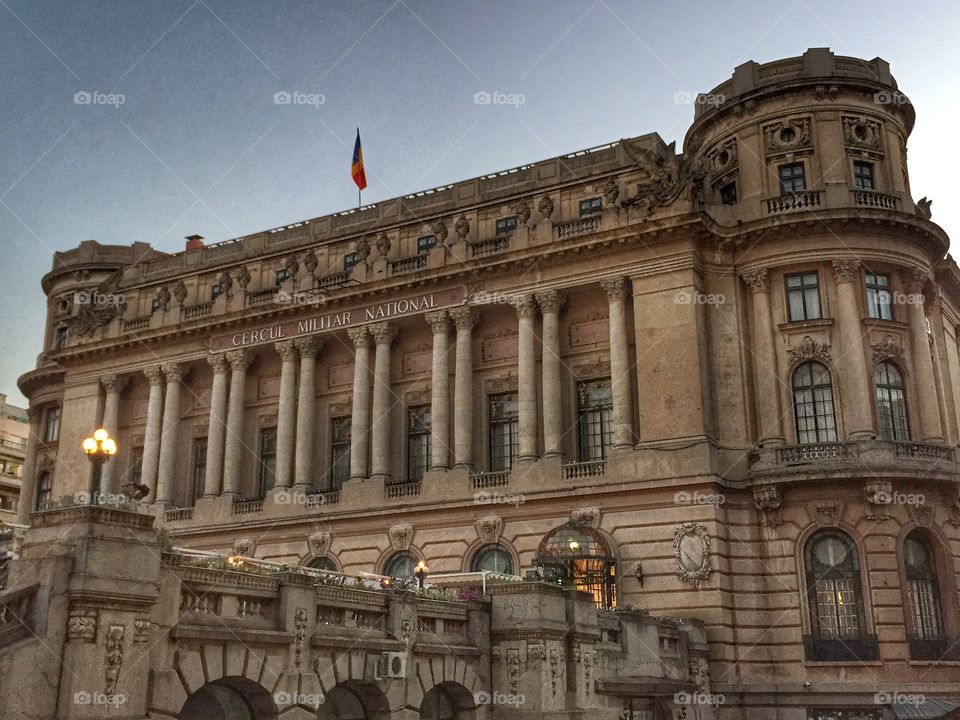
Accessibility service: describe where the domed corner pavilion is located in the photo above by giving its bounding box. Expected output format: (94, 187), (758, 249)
(534, 520), (618, 608)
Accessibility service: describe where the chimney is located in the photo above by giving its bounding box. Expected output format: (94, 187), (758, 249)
(185, 235), (205, 251)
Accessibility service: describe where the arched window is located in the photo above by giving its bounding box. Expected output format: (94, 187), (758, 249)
(384, 552), (417, 579)
(307, 556), (337, 572)
(804, 531), (875, 661)
(471, 545), (514, 575)
(904, 532), (944, 651)
(875, 362), (909, 441)
(793, 362), (837, 444)
(534, 521), (617, 608)
(35, 471), (53, 510)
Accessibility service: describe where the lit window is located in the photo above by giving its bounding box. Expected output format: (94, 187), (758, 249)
(779, 162), (806, 193)
(407, 407), (431, 481)
(853, 161), (875, 190)
(785, 272), (821, 322)
(257, 427), (278, 497)
(495, 216), (517, 236)
(875, 362), (908, 441)
(535, 521), (617, 608)
(720, 181), (737, 205)
(865, 272), (892, 320)
(43, 407), (60, 443)
(792, 362), (837, 444)
(472, 545), (514, 575)
(417, 235), (437, 254)
(329, 417), (351, 488)
(488, 393), (518, 472)
(190, 437), (207, 506)
(579, 197), (602, 216)
(577, 380), (613, 461)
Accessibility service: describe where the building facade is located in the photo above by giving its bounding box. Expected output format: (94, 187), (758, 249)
(0, 393), (28, 587)
(3, 48), (960, 719)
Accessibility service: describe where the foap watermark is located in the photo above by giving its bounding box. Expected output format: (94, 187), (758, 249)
(74, 90), (125, 107)
(273, 90), (325, 108)
(75, 289), (125, 307)
(474, 490), (525, 507)
(274, 488), (332, 507)
(275, 289), (327, 307)
(471, 290), (524, 306)
(875, 691), (925, 707)
(674, 691), (726, 707)
(474, 90), (525, 108)
(474, 690), (525, 707)
(274, 691), (325, 709)
(673, 91), (725, 107)
(891, 291), (925, 306)
(874, 90), (910, 106)
(674, 490), (725, 507)
(874, 490), (926, 506)
(674, 290), (725, 305)
(74, 691), (126, 707)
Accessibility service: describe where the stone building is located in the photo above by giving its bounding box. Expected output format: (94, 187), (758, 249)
(0, 393), (28, 587)
(2, 48), (960, 719)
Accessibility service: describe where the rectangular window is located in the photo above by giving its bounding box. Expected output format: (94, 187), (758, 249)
(190, 437), (207, 506)
(275, 268), (290, 286)
(330, 417), (351, 488)
(407, 406), (431, 482)
(211, 284), (223, 300)
(43, 407), (60, 443)
(488, 393), (519, 471)
(579, 197), (602, 216)
(257, 427), (278, 497)
(54, 326), (69, 350)
(853, 161), (875, 190)
(417, 235), (437, 254)
(779, 162), (806, 193)
(151, 298), (162, 312)
(720, 181), (737, 205)
(344, 252), (359, 271)
(785, 272), (822, 322)
(127, 447), (144, 488)
(865, 272), (892, 320)
(495, 216), (518, 236)
(577, 380), (614, 461)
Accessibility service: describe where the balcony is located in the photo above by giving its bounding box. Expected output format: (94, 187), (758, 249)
(471, 470), (509, 490)
(120, 317), (149, 334)
(306, 489), (341, 508)
(245, 289), (276, 307)
(803, 634), (879, 662)
(182, 302), (212, 321)
(317, 271), (352, 290)
(232, 498), (264, 515)
(165, 507), (194, 523)
(908, 635), (960, 661)
(562, 460), (606, 480)
(776, 442), (849, 464)
(556, 215), (600, 240)
(389, 255), (427, 276)
(852, 189), (898, 210)
(385, 481), (422, 499)
(468, 236), (509, 258)
(766, 190), (821, 214)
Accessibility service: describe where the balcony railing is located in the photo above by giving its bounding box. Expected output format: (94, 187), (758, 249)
(896, 442), (955, 462)
(232, 498), (264, 515)
(908, 635), (960, 661)
(385, 481), (422, 499)
(246, 289), (277, 307)
(775, 442), (849, 465)
(563, 460), (606, 480)
(468, 237), (509, 258)
(306, 490), (341, 508)
(766, 190), (821, 214)
(389, 255), (427, 276)
(182, 302), (213, 320)
(803, 634), (879, 662)
(317, 271), (352, 290)
(0, 584), (38, 649)
(852, 189), (898, 210)
(471, 470), (510, 490)
(556, 215), (600, 241)
(165, 507), (194, 522)
(120, 317), (149, 333)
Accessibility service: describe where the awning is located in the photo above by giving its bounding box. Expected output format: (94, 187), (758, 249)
(891, 698), (960, 720)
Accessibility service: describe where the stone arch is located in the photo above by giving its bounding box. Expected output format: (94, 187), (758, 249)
(419, 682), (477, 719)
(178, 676), (277, 719)
(317, 680), (390, 720)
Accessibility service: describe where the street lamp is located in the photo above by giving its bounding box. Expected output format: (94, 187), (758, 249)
(82, 428), (117, 501)
(414, 559), (429, 590)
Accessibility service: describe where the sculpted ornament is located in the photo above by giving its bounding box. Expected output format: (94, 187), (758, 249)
(303, 249), (319, 276)
(872, 335), (905, 364)
(740, 268), (769, 294)
(431, 220), (448, 244)
(454, 215), (470, 240)
(570, 507), (601, 528)
(753, 486), (782, 528)
(602, 178), (620, 207)
(842, 116), (882, 148)
(236, 265), (251, 289)
(790, 336), (831, 362)
(133, 618), (151, 644)
(217, 271), (233, 295)
(388, 523), (414, 551)
(294, 608), (308, 668)
(68, 611), (97, 642)
(506, 649), (521, 694)
(104, 624), (125, 696)
(307, 529), (332, 558)
(831, 258), (861, 283)
(537, 196), (555, 219)
(354, 236), (371, 263)
(864, 480), (893, 521)
(812, 500), (843, 527)
(232, 538), (256, 557)
(620, 139), (702, 213)
(476, 516), (503, 544)
(173, 280), (188, 305)
(375, 232), (391, 257)
(673, 523), (712, 587)
(513, 201), (531, 224)
(763, 117), (811, 153)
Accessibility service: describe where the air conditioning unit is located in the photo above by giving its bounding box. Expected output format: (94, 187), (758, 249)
(376, 651), (407, 679)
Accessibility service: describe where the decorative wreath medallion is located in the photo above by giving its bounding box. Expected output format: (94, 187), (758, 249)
(673, 522), (712, 587)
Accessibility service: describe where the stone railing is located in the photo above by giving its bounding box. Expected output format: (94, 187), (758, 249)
(315, 584), (389, 635)
(182, 302), (213, 320)
(385, 481), (422, 499)
(245, 289), (276, 307)
(471, 470), (510, 490)
(0, 584), (38, 649)
(468, 236), (509, 258)
(120, 317), (149, 333)
(317, 271), (352, 290)
(164, 507), (194, 523)
(751, 439), (959, 478)
(556, 215), (600, 240)
(389, 255), (427, 276)
(232, 498), (264, 515)
(306, 490), (341, 508)
(563, 460), (606, 480)
(775, 442), (849, 464)
(766, 190), (821, 214)
(852, 189), (898, 210)
(896, 442), (955, 462)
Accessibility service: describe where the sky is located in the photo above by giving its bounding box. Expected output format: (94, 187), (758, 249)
(1, 0), (958, 406)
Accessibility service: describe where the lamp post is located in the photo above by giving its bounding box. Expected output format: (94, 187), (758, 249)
(82, 428), (117, 502)
(414, 559), (429, 590)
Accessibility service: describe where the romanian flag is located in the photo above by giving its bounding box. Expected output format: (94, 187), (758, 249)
(352, 129), (367, 191)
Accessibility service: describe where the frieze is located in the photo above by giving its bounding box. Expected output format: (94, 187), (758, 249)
(872, 335), (905, 364)
(789, 336), (831, 362)
(67, 610), (98, 642)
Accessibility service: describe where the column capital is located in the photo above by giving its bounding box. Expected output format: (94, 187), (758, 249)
(906, 268), (931, 295)
(100, 374), (128, 394)
(208, 353), (229, 373)
(294, 336), (323, 358)
(831, 258), (862, 283)
(513, 295), (536, 318)
(161, 362), (187, 383)
(348, 326), (371, 347)
(600, 277), (627, 301)
(535, 290), (565, 314)
(144, 365), (165, 386)
(226, 349), (252, 371)
(369, 322), (398, 345)
(740, 268), (769, 293)
(450, 306), (478, 330)
(275, 340), (297, 361)
(425, 310), (450, 335)
(27, 406), (42, 423)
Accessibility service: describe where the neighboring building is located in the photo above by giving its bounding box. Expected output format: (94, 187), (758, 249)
(0, 393), (28, 588)
(3, 48), (960, 719)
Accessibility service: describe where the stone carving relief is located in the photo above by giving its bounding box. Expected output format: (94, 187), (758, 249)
(104, 624), (125, 696)
(172, 280), (188, 304)
(236, 266), (251, 289)
(908, 503), (934, 528)
(67, 610), (98, 642)
(789, 336), (831, 362)
(549, 647), (563, 696)
(294, 607), (308, 668)
(537, 196), (554, 219)
(303, 249), (319, 276)
(673, 523), (712, 587)
(706, 136), (738, 177)
(231, 538), (256, 557)
(431, 220), (448, 245)
(354, 236), (371, 263)
(375, 232), (391, 257)
(476, 516), (503, 544)
(812, 500), (843, 527)
(506, 649), (521, 694)
(133, 618), (150, 644)
(513, 201), (531, 224)
(217, 270), (233, 296)
(864, 480), (893, 521)
(570, 507), (601, 528)
(454, 215), (470, 239)
(620, 139), (703, 214)
(872, 335), (905, 364)
(388, 523), (414, 551)
(753, 486), (782, 528)
(842, 116), (883, 149)
(307, 529), (332, 558)
(763, 117), (812, 154)
(527, 641), (546, 661)
(602, 178), (620, 207)
(154, 285), (171, 312)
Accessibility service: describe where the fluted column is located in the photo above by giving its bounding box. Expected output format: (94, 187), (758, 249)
(99, 374), (128, 494)
(222, 349), (252, 496)
(600, 278), (634, 449)
(516, 296), (538, 460)
(451, 307), (477, 468)
(348, 327), (372, 480)
(140, 366), (165, 499)
(426, 311), (451, 470)
(832, 259), (875, 439)
(156, 362), (185, 505)
(928, 290), (958, 444)
(15, 408), (41, 524)
(370, 322), (398, 481)
(536, 291), (565, 456)
(741, 269), (786, 446)
(294, 338), (322, 489)
(907, 271), (944, 442)
(203, 354), (229, 497)
(274, 341), (298, 489)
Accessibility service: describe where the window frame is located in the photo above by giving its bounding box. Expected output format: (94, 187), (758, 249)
(792, 362), (838, 444)
(43, 407), (60, 443)
(471, 544), (515, 575)
(417, 234), (437, 254)
(257, 426), (278, 498)
(576, 379), (614, 462)
(35, 470), (53, 510)
(578, 197), (603, 217)
(488, 393), (519, 472)
(864, 271), (892, 320)
(875, 361), (909, 441)
(719, 181), (738, 205)
(495, 216), (518, 236)
(54, 325), (69, 350)
(853, 160), (875, 190)
(190, 437), (207, 506)
(384, 551), (418, 578)
(329, 416), (351, 489)
(274, 268), (290, 286)
(902, 532), (946, 645)
(785, 271), (822, 322)
(343, 252), (360, 272)
(778, 162), (806, 193)
(406, 406), (431, 482)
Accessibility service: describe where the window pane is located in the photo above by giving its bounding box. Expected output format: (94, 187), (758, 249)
(472, 545), (514, 574)
(330, 417), (351, 488)
(577, 380), (613, 461)
(489, 394), (519, 471)
(793, 363), (837, 443)
(258, 427), (277, 497)
(191, 438), (207, 505)
(407, 407), (431, 481)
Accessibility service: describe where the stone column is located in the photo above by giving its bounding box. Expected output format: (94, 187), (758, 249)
(516, 296), (538, 460)
(451, 307), (477, 469)
(426, 311), (451, 470)
(99, 374), (128, 494)
(741, 269), (786, 446)
(832, 259), (875, 439)
(294, 337), (322, 489)
(348, 327), (372, 480)
(222, 349), (252, 496)
(928, 290), (959, 444)
(600, 278), (634, 449)
(15, 408), (41, 524)
(536, 290), (565, 456)
(907, 271), (944, 442)
(203, 354), (229, 498)
(155, 362), (185, 505)
(273, 341), (298, 489)
(140, 366), (165, 500)
(370, 322), (398, 481)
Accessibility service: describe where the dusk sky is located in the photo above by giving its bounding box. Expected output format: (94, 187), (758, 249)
(2, 0), (958, 405)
